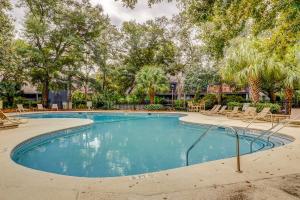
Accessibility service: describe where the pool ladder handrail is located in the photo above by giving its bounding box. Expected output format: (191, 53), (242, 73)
(249, 119), (295, 153)
(242, 112), (274, 135)
(186, 125), (242, 173)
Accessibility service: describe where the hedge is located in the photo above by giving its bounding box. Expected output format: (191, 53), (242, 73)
(227, 102), (243, 110)
(251, 103), (281, 113)
(144, 104), (164, 111)
(227, 102), (281, 113)
(202, 94), (217, 110)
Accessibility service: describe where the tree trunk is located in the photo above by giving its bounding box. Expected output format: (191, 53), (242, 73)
(84, 80), (88, 101)
(42, 79), (49, 108)
(267, 88), (276, 103)
(249, 77), (261, 104)
(103, 71), (106, 91)
(217, 84), (223, 105)
(67, 76), (72, 103)
(149, 90), (155, 104)
(285, 87), (293, 115)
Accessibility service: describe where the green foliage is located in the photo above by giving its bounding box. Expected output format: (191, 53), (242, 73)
(227, 102), (243, 110)
(14, 97), (38, 108)
(135, 66), (169, 104)
(72, 91), (86, 108)
(2, 0), (298, 112)
(251, 103), (281, 114)
(145, 96), (165, 104)
(0, 81), (22, 108)
(184, 66), (220, 93)
(144, 104), (164, 111)
(22, 0), (110, 106)
(222, 95), (245, 104)
(115, 19), (180, 93)
(202, 94), (217, 110)
(174, 100), (186, 110)
(92, 94), (105, 108)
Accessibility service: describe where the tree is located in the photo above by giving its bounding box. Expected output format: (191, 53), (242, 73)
(21, 0), (109, 107)
(0, 0), (14, 80)
(185, 66), (220, 94)
(0, 81), (22, 107)
(116, 19), (178, 94)
(221, 37), (270, 103)
(91, 24), (120, 93)
(278, 45), (300, 114)
(135, 66), (169, 104)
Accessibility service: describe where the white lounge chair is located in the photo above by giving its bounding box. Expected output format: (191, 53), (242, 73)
(37, 104), (45, 111)
(87, 101), (93, 110)
(242, 103), (250, 111)
(51, 104), (59, 111)
(16, 104), (29, 112)
(62, 102), (68, 110)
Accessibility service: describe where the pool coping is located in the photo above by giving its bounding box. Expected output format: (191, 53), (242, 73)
(1, 111), (300, 199)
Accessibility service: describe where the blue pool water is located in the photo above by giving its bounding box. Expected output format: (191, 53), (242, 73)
(12, 113), (289, 177)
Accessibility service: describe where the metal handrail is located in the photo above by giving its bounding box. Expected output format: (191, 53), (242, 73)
(265, 115), (300, 142)
(249, 119), (293, 152)
(266, 121), (292, 142)
(186, 124), (242, 173)
(243, 112), (274, 135)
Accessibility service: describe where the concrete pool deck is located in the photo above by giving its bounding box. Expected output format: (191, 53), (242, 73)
(0, 111), (300, 200)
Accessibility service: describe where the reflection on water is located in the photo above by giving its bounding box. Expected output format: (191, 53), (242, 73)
(14, 114), (268, 177)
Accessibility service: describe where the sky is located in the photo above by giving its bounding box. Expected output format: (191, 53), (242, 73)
(10, 0), (179, 32)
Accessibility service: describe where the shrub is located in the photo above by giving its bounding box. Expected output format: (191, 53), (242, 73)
(72, 91), (86, 108)
(92, 94), (105, 108)
(222, 95), (245, 104)
(174, 100), (186, 110)
(144, 104), (164, 110)
(126, 95), (139, 105)
(252, 103), (281, 113)
(202, 94), (217, 110)
(14, 97), (38, 108)
(227, 102), (243, 110)
(145, 96), (165, 104)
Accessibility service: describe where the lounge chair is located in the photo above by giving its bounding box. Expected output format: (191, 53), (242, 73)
(62, 102), (68, 110)
(271, 114), (291, 123)
(0, 120), (18, 130)
(243, 107), (271, 122)
(37, 104), (45, 111)
(196, 101), (206, 112)
(0, 110), (28, 124)
(206, 105), (228, 115)
(188, 102), (198, 112)
(216, 105), (228, 115)
(285, 119), (300, 127)
(201, 105), (221, 115)
(242, 103), (250, 111)
(87, 101), (93, 110)
(228, 107), (256, 119)
(51, 104), (59, 111)
(226, 106), (240, 118)
(16, 104), (29, 112)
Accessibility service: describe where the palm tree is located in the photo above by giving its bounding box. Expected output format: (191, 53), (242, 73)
(135, 66), (169, 104)
(280, 45), (300, 114)
(221, 37), (268, 104)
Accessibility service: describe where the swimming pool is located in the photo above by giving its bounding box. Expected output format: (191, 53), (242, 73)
(12, 112), (291, 177)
